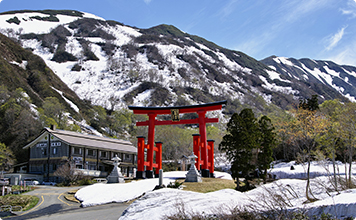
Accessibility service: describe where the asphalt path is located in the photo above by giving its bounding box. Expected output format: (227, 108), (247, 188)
(7, 185), (129, 220)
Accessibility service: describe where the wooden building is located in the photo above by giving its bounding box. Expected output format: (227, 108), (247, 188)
(23, 127), (137, 182)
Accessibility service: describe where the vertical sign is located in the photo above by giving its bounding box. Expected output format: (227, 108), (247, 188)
(171, 109), (180, 122)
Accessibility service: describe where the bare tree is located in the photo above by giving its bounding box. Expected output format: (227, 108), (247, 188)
(54, 161), (84, 185)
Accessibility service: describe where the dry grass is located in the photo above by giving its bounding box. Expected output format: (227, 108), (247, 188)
(178, 178), (236, 193)
(64, 189), (80, 203)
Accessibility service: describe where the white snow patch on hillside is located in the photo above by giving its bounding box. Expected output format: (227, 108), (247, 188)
(216, 51), (242, 71)
(273, 57), (294, 66)
(344, 94), (356, 102)
(301, 64), (330, 85)
(342, 67), (356, 78)
(81, 12), (105, 21)
(259, 75), (296, 95)
(323, 65), (340, 78)
(265, 70), (291, 82)
(65, 37), (83, 57)
(133, 89), (153, 106)
(9, 60), (27, 70)
(101, 24), (141, 46)
(51, 87), (79, 112)
(196, 42), (210, 51)
(268, 65), (276, 71)
(0, 12), (100, 35)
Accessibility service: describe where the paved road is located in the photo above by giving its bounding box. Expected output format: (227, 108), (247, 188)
(7, 185), (129, 220)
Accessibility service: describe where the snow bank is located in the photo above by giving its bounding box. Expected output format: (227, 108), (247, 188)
(120, 177), (356, 220)
(269, 160), (356, 179)
(75, 171), (231, 207)
(75, 165), (356, 219)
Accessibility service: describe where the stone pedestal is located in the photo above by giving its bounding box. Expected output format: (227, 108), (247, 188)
(185, 152), (202, 182)
(107, 155), (125, 183)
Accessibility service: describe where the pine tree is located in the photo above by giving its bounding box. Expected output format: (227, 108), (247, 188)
(257, 115), (276, 184)
(219, 109), (259, 191)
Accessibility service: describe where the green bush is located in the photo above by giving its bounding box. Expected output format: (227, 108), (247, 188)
(51, 50), (77, 63)
(71, 64), (82, 71)
(6, 16), (20, 25)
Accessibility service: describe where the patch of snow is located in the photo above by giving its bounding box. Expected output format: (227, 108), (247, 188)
(51, 87), (80, 113)
(268, 65), (276, 71)
(0, 13), (77, 34)
(323, 65), (340, 77)
(342, 67), (356, 78)
(195, 42), (210, 51)
(9, 60), (27, 70)
(273, 57), (294, 66)
(259, 75), (297, 96)
(100, 23), (141, 46)
(133, 89), (154, 106)
(265, 70), (291, 83)
(81, 12), (105, 21)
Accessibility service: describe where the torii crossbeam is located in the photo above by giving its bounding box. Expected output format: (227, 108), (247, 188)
(129, 100), (227, 179)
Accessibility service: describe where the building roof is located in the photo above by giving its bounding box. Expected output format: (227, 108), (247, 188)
(23, 127), (137, 154)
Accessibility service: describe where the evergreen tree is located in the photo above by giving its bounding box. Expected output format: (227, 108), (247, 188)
(257, 116), (276, 184)
(219, 109), (259, 191)
(299, 95), (319, 111)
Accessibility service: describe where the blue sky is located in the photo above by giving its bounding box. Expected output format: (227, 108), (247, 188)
(1, 0), (356, 66)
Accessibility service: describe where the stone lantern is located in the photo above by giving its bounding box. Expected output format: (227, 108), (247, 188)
(107, 155), (125, 183)
(185, 152), (202, 182)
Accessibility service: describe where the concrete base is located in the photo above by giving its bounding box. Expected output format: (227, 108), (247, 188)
(201, 169), (210, 178)
(136, 171), (145, 179)
(145, 170), (154, 178)
(107, 175), (125, 183)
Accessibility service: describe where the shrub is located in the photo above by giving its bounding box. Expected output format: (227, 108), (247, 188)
(71, 64), (82, 71)
(167, 180), (184, 189)
(51, 50), (77, 63)
(6, 16), (21, 25)
(30, 15), (59, 22)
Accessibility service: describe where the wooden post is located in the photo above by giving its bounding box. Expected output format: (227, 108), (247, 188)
(192, 134), (201, 170)
(146, 113), (156, 178)
(198, 110), (209, 177)
(208, 140), (215, 177)
(136, 136), (145, 179)
(155, 142), (162, 177)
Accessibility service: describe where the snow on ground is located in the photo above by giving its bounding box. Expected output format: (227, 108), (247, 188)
(75, 171), (232, 208)
(75, 162), (356, 219)
(269, 160), (356, 179)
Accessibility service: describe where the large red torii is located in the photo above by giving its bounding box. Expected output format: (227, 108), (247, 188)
(129, 100), (226, 179)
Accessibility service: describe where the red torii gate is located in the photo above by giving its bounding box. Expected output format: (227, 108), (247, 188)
(129, 100), (226, 179)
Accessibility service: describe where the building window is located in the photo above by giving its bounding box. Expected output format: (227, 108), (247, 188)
(73, 147), (82, 155)
(87, 149), (96, 156)
(41, 148), (47, 156)
(52, 148), (57, 155)
(125, 154), (132, 160)
(100, 151), (107, 158)
(88, 164), (96, 170)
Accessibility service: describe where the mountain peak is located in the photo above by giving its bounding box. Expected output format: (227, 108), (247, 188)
(0, 9), (355, 115)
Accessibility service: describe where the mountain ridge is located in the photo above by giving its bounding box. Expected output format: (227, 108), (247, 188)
(0, 9), (355, 116)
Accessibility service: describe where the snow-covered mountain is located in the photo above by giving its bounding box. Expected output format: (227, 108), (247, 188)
(261, 56), (356, 102)
(1, 10), (355, 114)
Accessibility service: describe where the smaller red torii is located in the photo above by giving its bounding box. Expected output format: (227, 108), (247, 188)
(129, 100), (226, 179)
